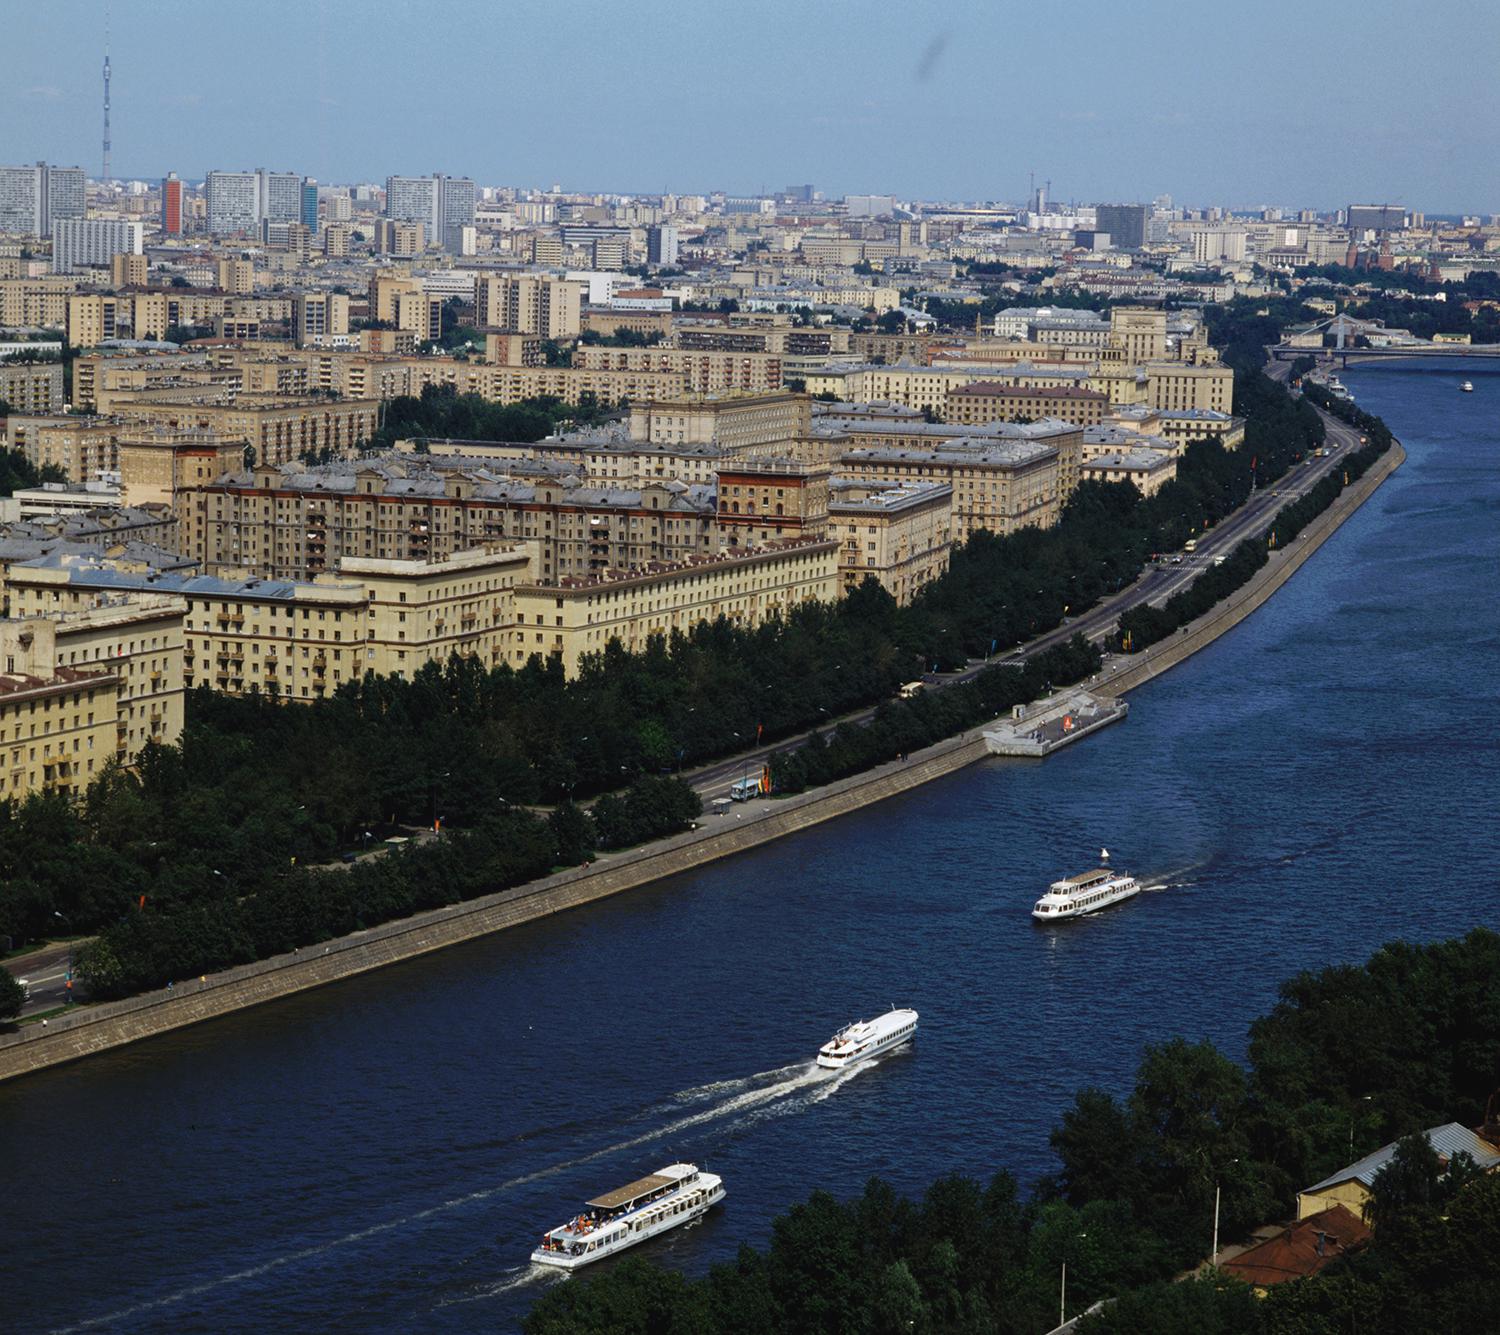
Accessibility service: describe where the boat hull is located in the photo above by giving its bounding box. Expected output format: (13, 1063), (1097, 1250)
(816, 1029), (915, 1069)
(531, 1182), (725, 1270)
(1032, 882), (1140, 921)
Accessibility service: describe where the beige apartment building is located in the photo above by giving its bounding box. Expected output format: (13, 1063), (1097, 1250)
(1108, 307), (1169, 362)
(474, 275), (583, 339)
(827, 479), (953, 605)
(292, 292), (351, 347)
(11, 544), (532, 702)
(10, 415), (123, 482)
(1081, 449), (1179, 497)
(0, 361), (64, 415)
(177, 461), (721, 586)
(3, 592), (188, 758)
(216, 259), (255, 295)
(628, 391), (811, 449)
(66, 294), (119, 347)
(1144, 362), (1235, 414)
(715, 459), (831, 546)
(109, 395), (380, 467)
(110, 253), (148, 288)
(945, 383), (1109, 427)
(838, 441), (1064, 543)
(0, 276), (78, 330)
(0, 630), (120, 799)
(513, 537), (839, 677)
(374, 220), (425, 256)
(574, 345), (784, 395)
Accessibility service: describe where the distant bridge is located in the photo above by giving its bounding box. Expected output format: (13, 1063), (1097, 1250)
(1270, 343), (1500, 365)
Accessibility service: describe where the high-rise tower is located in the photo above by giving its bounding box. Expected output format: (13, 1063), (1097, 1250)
(102, 13), (112, 183)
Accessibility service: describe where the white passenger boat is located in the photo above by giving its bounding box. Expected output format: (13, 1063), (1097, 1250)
(817, 1007), (918, 1069)
(1032, 850), (1140, 921)
(531, 1163), (724, 1270)
(1461, 380), (1474, 392)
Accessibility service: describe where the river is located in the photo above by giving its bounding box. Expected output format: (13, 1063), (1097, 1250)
(2, 360), (1498, 1333)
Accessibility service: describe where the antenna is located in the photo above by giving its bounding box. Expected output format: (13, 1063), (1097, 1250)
(102, 4), (112, 183)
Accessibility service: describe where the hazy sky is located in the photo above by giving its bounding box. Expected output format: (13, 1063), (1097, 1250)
(3, 0), (1495, 212)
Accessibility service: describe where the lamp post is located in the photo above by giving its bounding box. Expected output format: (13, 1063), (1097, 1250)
(1350, 1095), (1373, 1155)
(1060, 1231), (1086, 1327)
(1212, 1159), (1239, 1269)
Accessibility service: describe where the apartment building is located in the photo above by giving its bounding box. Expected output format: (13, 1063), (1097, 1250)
(0, 628), (118, 799)
(837, 440), (1064, 543)
(513, 537), (839, 677)
(292, 292), (351, 348)
(11, 544), (531, 701)
(473, 275), (583, 339)
(374, 220), (425, 256)
(111, 252), (148, 288)
(945, 383), (1110, 427)
(715, 459), (831, 546)
(0, 361), (64, 415)
(10, 415), (124, 482)
(176, 459), (721, 585)
(0, 162), (86, 237)
(51, 218), (144, 275)
(1081, 449), (1178, 496)
(1143, 362), (1235, 414)
(0, 276), (78, 329)
(108, 395), (379, 468)
(628, 391), (810, 449)
(574, 345), (784, 395)
(827, 479), (953, 604)
(814, 416), (1084, 500)
(4, 586), (187, 757)
(65, 294), (118, 348)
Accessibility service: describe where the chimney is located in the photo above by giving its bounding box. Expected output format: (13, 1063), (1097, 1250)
(1314, 1230), (1327, 1257)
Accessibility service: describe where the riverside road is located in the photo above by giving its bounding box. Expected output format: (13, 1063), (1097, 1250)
(689, 394), (1367, 803)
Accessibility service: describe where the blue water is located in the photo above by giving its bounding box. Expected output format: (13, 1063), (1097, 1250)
(2, 362), (1498, 1333)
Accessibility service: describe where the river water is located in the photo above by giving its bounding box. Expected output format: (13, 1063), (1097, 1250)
(3, 361), (1498, 1333)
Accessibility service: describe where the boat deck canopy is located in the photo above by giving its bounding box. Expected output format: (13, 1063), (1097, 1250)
(587, 1173), (674, 1210)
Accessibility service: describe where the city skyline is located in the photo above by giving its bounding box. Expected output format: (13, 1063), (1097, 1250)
(3, 0), (1496, 212)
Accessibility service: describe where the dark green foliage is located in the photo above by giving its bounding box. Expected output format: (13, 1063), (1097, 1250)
(364, 382), (607, 452)
(0, 967), (24, 1019)
(0, 445), (66, 495)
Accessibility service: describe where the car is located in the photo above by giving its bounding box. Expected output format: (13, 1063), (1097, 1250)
(1170, 555), (1184, 565)
(16, 978), (30, 1001)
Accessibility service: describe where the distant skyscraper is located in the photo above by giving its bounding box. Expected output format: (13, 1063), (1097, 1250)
(161, 172), (183, 235)
(52, 217), (143, 274)
(1346, 204), (1406, 234)
(301, 179), (320, 234)
(387, 173), (475, 251)
(205, 170), (259, 234)
(256, 169), (302, 223)
(385, 174), (438, 225)
(1094, 203), (1147, 249)
(646, 224), (679, 266)
(0, 162), (85, 236)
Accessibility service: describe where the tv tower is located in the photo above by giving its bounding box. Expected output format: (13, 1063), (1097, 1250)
(101, 9), (112, 183)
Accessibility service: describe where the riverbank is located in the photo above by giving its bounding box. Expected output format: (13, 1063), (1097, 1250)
(0, 438), (1403, 1084)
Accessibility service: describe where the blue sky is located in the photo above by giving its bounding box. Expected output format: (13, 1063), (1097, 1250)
(3, 0), (1495, 212)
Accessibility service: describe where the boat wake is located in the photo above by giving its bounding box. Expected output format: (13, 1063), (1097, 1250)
(49, 1060), (861, 1334)
(433, 1265), (563, 1308)
(1136, 859), (1211, 893)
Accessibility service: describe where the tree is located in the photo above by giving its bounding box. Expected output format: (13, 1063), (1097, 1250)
(0, 968), (24, 1020)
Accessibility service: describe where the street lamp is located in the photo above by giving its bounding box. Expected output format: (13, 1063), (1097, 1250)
(1212, 1159), (1239, 1269)
(1060, 1231), (1086, 1326)
(1349, 1095), (1373, 1155)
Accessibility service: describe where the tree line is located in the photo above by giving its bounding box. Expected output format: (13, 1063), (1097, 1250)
(523, 930), (1500, 1334)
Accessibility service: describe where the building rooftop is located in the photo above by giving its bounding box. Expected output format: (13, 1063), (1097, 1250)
(1304, 1123), (1500, 1195)
(1222, 1206), (1370, 1288)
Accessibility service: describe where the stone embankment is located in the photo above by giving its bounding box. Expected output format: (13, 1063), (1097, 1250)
(0, 441), (1404, 1083)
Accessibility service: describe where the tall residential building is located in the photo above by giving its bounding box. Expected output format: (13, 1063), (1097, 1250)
(0, 162), (86, 237)
(646, 224), (679, 266)
(300, 179), (320, 234)
(386, 173), (475, 252)
(160, 173), (183, 235)
(292, 291), (350, 347)
(1346, 204), (1406, 234)
(52, 218), (144, 274)
(205, 169), (301, 233)
(205, 170), (259, 234)
(1094, 203), (1148, 249)
(384, 174), (438, 225)
(257, 169), (302, 223)
(474, 274), (582, 338)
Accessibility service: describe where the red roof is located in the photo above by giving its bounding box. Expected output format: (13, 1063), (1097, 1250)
(1222, 1206), (1371, 1286)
